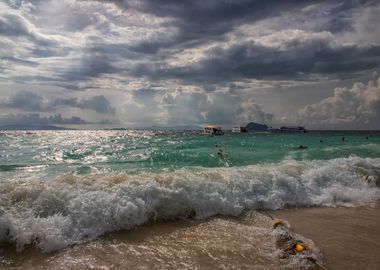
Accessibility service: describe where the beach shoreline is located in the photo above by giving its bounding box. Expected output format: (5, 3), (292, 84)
(272, 203), (380, 270)
(1, 204), (379, 269)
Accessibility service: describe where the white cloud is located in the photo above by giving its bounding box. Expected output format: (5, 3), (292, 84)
(1, 0), (380, 129)
(296, 76), (380, 129)
(339, 3), (380, 45)
(161, 89), (208, 125)
(237, 99), (273, 125)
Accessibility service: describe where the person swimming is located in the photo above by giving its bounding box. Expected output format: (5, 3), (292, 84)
(296, 145), (308, 150)
(217, 148), (228, 159)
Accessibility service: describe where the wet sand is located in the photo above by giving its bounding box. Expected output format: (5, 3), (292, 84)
(1, 205), (378, 269)
(0, 211), (311, 270)
(273, 204), (380, 270)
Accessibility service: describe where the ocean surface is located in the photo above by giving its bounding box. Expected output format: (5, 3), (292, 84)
(0, 130), (379, 269)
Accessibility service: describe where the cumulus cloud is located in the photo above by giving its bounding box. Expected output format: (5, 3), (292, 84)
(1, 0), (380, 129)
(139, 88), (272, 126)
(296, 76), (380, 129)
(119, 86), (274, 127)
(237, 99), (274, 125)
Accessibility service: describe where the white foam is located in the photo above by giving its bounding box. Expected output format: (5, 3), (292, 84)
(0, 156), (379, 252)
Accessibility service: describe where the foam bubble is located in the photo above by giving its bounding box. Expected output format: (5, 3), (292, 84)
(0, 156), (379, 252)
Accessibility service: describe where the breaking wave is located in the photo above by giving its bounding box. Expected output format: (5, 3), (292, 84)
(0, 156), (379, 252)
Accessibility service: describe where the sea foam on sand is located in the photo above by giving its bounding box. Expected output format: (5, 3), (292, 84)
(0, 156), (379, 252)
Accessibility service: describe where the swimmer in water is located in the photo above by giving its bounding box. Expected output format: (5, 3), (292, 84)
(217, 149), (227, 158)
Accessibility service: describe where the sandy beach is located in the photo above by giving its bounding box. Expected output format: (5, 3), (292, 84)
(273, 204), (380, 270)
(1, 0), (380, 268)
(1, 205), (379, 269)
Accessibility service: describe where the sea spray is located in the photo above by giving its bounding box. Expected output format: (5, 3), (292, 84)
(0, 156), (379, 252)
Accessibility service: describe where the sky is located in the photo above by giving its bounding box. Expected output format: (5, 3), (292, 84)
(0, 0), (380, 130)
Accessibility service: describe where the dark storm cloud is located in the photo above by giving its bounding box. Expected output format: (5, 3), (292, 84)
(117, 0), (314, 40)
(0, 13), (56, 47)
(4, 91), (115, 114)
(4, 90), (44, 111)
(77, 95), (115, 114)
(3, 0), (380, 89)
(53, 95), (116, 114)
(131, 40), (380, 84)
(53, 40), (176, 89)
(195, 42), (380, 80)
(100, 0), (310, 55)
(108, 0), (377, 54)
(2, 0), (380, 129)
(45, 43), (139, 89)
(59, 52), (119, 82)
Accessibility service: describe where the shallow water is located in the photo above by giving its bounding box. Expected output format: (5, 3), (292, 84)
(0, 130), (379, 268)
(1, 211), (321, 270)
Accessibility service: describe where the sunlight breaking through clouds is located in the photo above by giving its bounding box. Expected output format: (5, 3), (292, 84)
(0, 0), (380, 129)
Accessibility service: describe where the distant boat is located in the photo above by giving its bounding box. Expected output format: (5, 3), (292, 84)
(270, 126), (307, 133)
(232, 126), (248, 133)
(204, 125), (224, 135)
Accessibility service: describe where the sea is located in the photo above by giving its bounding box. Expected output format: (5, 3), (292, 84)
(0, 130), (379, 269)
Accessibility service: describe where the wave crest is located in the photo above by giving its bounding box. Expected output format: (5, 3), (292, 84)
(0, 156), (379, 252)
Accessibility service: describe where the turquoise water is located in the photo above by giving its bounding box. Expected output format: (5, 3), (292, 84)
(0, 130), (379, 252)
(0, 130), (379, 176)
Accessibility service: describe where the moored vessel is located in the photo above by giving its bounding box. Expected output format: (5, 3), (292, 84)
(270, 126), (307, 133)
(204, 125), (224, 135)
(232, 126), (248, 133)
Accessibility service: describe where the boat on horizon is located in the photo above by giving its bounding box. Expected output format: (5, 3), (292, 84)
(232, 126), (248, 133)
(204, 125), (224, 135)
(269, 126), (307, 133)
